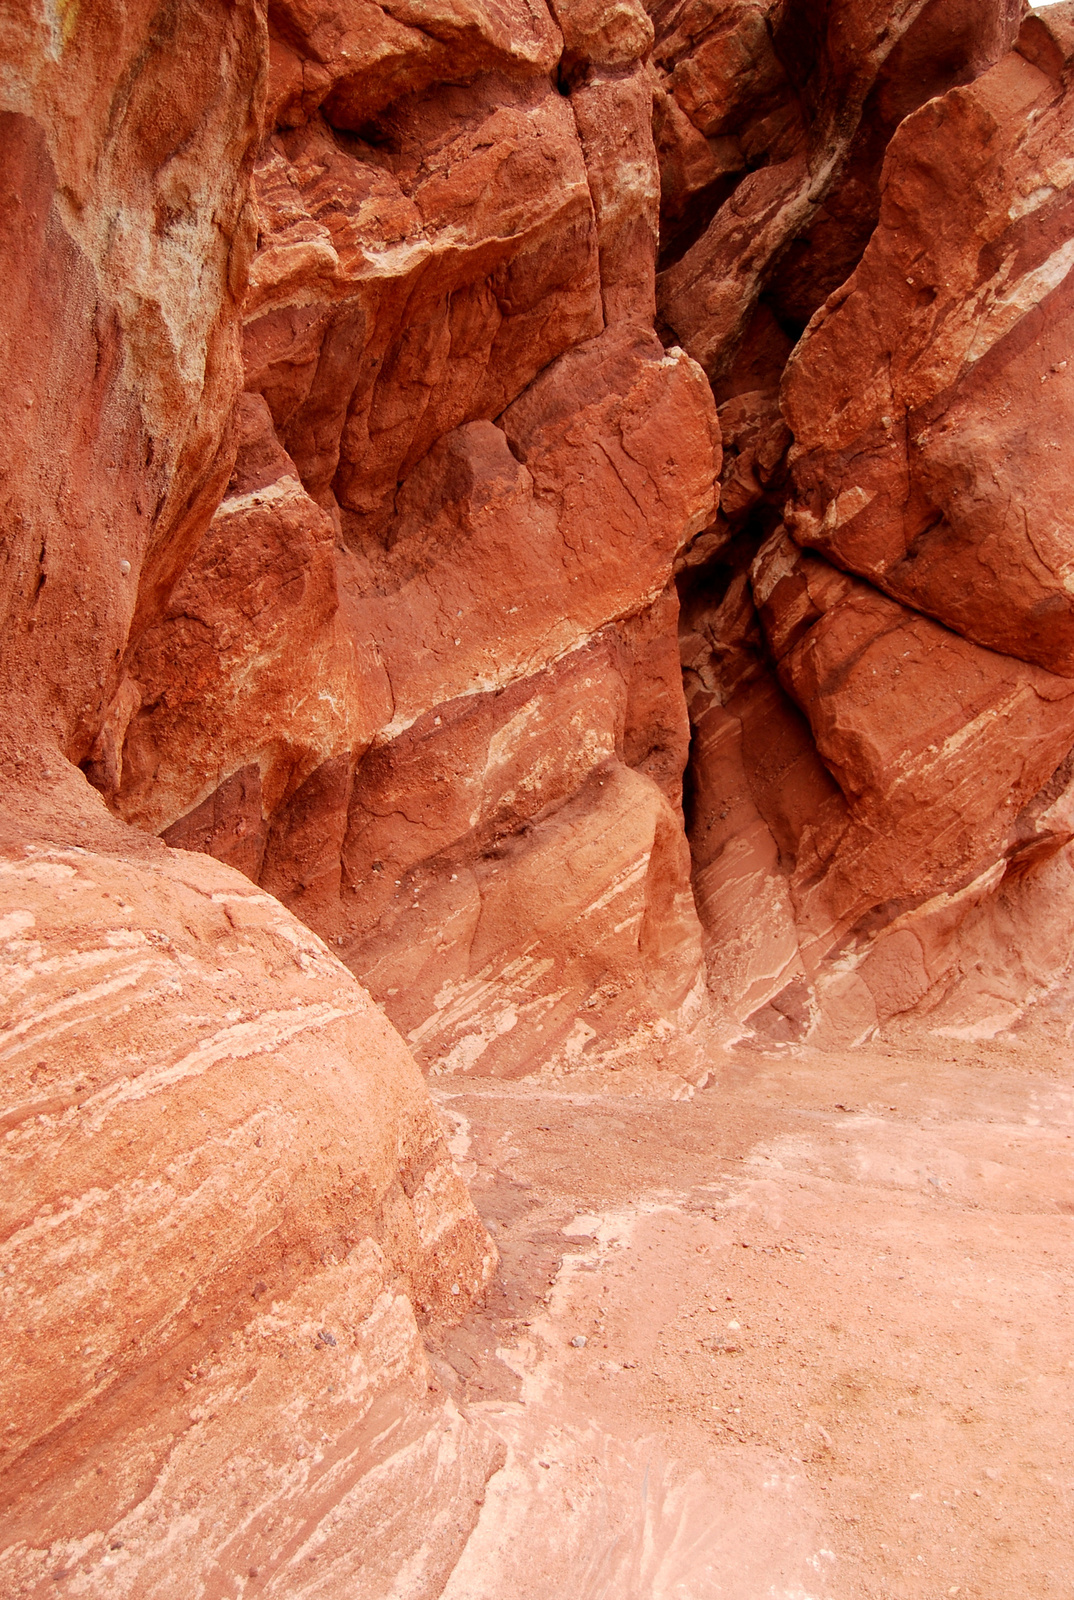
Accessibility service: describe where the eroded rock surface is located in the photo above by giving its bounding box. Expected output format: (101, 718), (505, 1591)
(78, 0), (1074, 1079)
(0, 789), (496, 1598)
(0, 6), (497, 1593)
(654, 0), (1025, 380)
(5, 0), (1074, 1591)
(784, 10), (1074, 675)
(99, 5), (721, 1080)
(674, 3), (1074, 1045)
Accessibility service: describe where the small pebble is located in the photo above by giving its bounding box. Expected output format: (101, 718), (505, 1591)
(119, 558), (131, 575)
(571, 1334), (587, 1348)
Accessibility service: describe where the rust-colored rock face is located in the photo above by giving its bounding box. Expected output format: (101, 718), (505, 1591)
(674, 2), (1074, 1045)
(783, 20), (1074, 674)
(6, 0), (1074, 1588)
(99, 6), (722, 1079)
(0, 794), (496, 1597)
(654, 0), (1026, 379)
(0, 5), (498, 1592)
(0, 1), (264, 765)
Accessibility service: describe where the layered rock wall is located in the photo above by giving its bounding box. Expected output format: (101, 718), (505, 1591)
(0, 6), (498, 1592)
(96, 0), (723, 1078)
(5, 0), (1074, 1591)
(672, 1), (1074, 1044)
(84, 0), (1074, 1068)
(15, 0), (1068, 1066)
(0, 801), (495, 1597)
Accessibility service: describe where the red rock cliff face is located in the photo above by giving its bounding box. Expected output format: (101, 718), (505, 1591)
(4, 0), (1074, 1591)
(98, 0), (723, 1080)
(672, 1), (1074, 1047)
(0, 8), (497, 1595)
(89, 0), (1074, 1067)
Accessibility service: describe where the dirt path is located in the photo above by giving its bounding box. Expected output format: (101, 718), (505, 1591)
(424, 1039), (1074, 1599)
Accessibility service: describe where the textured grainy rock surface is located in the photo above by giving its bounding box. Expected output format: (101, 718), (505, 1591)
(5, 0), (1074, 1591)
(674, 4), (1074, 1045)
(0, 0), (264, 763)
(0, 6), (497, 1593)
(0, 783), (497, 1599)
(101, 4), (722, 1079)
(654, 0), (1025, 382)
(783, 11), (1074, 676)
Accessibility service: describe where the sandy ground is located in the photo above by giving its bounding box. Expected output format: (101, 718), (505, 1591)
(422, 1036), (1074, 1599)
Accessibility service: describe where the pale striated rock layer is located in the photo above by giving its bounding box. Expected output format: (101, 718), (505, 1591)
(4, 0), (1074, 1591)
(0, 783), (496, 1598)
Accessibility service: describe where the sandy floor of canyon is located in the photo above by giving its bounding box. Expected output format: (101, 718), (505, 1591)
(420, 1032), (1074, 1600)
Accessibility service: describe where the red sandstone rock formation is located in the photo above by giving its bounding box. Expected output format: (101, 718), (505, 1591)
(0, 6), (497, 1592)
(783, 9), (1074, 673)
(97, 2), (722, 1079)
(655, 0), (1025, 379)
(0, 784), (496, 1597)
(675, 3), (1074, 1044)
(5, 0), (1074, 1590)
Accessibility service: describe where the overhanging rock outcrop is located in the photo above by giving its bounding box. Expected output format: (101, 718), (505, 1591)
(672, 1), (1074, 1044)
(98, 0), (723, 1079)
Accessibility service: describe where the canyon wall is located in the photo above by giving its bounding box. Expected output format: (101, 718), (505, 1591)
(3, 0), (1074, 1592)
(0, 6), (496, 1594)
(83, 0), (1074, 1071)
(674, 0), (1074, 1046)
(97, 0), (724, 1081)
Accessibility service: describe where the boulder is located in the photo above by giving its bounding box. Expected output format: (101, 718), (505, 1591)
(0, 784), (496, 1597)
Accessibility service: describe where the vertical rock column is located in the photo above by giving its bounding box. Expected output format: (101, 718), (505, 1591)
(663, 0), (1074, 1043)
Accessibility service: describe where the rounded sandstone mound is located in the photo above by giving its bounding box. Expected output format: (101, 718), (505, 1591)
(0, 816), (495, 1596)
